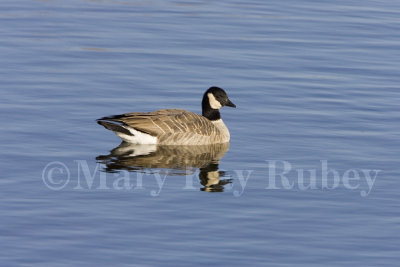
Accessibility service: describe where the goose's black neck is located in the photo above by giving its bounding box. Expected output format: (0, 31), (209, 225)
(202, 95), (221, 121)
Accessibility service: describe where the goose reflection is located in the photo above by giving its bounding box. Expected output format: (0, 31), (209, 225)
(96, 142), (231, 192)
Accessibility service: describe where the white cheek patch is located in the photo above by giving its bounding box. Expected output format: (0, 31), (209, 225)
(208, 93), (222, 109)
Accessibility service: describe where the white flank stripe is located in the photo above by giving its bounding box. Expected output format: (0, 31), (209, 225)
(115, 127), (157, 144)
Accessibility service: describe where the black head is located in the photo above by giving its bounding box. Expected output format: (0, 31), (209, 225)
(202, 86), (236, 120)
(204, 86), (236, 109)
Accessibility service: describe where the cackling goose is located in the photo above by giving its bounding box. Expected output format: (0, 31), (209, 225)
(97, 86), (236, 145)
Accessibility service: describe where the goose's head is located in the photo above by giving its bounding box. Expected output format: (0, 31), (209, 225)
(202, 86), (235, 120)
(203, 86), (236, 110)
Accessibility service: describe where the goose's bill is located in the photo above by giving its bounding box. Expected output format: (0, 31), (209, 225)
(225, 99), (236, 108)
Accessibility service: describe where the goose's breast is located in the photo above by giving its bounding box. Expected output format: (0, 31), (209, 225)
(211, 119), (230, 143)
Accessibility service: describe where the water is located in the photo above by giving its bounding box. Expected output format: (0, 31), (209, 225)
(1, 0), (400, 266)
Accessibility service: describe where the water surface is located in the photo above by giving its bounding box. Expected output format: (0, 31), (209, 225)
(1, 0), (400, 266)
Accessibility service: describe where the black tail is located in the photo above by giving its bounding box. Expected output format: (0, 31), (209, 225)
(97, 120), (133, 136)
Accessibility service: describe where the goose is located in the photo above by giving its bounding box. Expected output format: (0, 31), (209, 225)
(97, 86), (236, 145)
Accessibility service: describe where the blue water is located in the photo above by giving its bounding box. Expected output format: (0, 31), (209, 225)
(1, 0), (400, 266)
